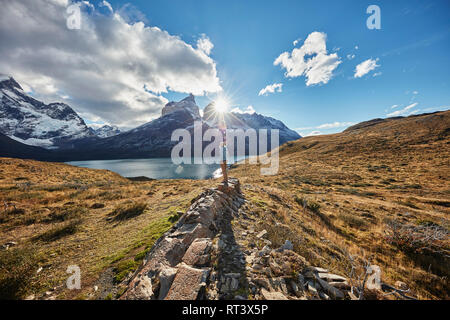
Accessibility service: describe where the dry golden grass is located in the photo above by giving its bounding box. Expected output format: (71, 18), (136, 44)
(231, 111), (449, 299)
(0, 111), (448, 300)
(0, 158), (213, 299)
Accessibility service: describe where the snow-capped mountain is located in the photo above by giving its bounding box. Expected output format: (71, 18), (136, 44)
(161, 93), (201, 119)
(61, 95), (301, 160)
(0, 76), (93, 148)
(0, 83), (300, 161)
(91, 125), (121, 138)
(202, 101), (301, 143)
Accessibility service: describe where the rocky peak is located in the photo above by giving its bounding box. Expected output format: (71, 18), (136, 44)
(0, 75), (23, 91)
(161, 94), (200, 119)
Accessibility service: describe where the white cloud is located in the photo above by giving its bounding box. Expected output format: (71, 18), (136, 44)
(274, 32), (342, 86)
(412, 90), (419, 95)
(347, 54), (356, 60)
(354, 58), (380, 78)
(316, 121), (355, 129)
(391, 104), (399, 109)
(0, 0), (222, 128)
(197, 34), (214, 55)
(231, 105), (256, 114)
(293, 38), (301, 46)
(296, 121), (354, 131)
(258, 83), (283, 96)
(304, 131), (322, 137)
(386, 103), (419, 117)
(99, 0), (113, 12)
(373, 72), (382, 77)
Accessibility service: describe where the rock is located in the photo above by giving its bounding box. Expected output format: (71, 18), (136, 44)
(234, 295), (246, 300)
(230, 278), (239, 291)
(158, 267), (177, 300)
(298, 274), (305, 287)
(2, 241), (17, 250)
(269, 277), (289, 295)
(256, 230), (268, 239)
(281, 240), (293, 251)
(395, 281), (408, 291)
(94, 285), (98, 292)
(329, 281), (350, 290)
(182, 238), (212, 267)
(165, 264), (210, 300)
(319, 291), (330, 300)
(258, 245), (271, 257)
(123, 274), (154, 300)
(261, 289), (288, 300)
(290, 280), (302, 297)
(314, 275), (344, 299)
(304, 266), (328, 273)
(36, 267), (43, 274)
(307, 281), (319, 295)
(253, 278), (269, 290)
(25, 294), (35, 300)
(318, 272), (347, 283)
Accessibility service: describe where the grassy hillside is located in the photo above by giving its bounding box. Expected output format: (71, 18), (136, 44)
(0, 110), (448, 300)
(0, 158), (212, 299)
(230, 110), (449, 299)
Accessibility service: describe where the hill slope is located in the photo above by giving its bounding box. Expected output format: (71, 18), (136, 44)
(0, 110), (448, 300)
(230, 110), (449, 299)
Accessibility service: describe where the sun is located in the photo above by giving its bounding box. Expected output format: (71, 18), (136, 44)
(214, 97), (230, 114)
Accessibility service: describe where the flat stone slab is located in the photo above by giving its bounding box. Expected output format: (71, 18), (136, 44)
(182, 238), (212, 267)
(165, 264), (210, 300)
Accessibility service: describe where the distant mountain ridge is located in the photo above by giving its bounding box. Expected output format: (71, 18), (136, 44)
(90, 125), (121, 138)
(0, 76), (302, 161)
(0, 76), (94, 148)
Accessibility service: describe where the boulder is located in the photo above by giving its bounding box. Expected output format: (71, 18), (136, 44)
(158, 267), (177, 300)
(123, 274), (154, 300)
(261, 289), (288, 300)
(318, 272), (347, 283)
(165, 264), (210, 300)
(314, 276), (344, 299)
(182, 238), (212, 267)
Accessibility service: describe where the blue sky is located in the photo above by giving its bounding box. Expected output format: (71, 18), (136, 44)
(2, 0), (449, 134)
(107, 0), (450, 135)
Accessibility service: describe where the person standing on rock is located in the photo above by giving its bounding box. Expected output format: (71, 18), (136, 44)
(218, 118), (228, 186)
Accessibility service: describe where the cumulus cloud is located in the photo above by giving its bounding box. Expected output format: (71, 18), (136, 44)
(386, 103), (419, 117)
(354, 58), (380, 78)
(230, 105), (256, 114)
(197, 34), (214, 55)
(99, 0), (113, 12)
(274, 32), (342, 86)
(258, 83), (283, 96)
(0, 0), (222, 128)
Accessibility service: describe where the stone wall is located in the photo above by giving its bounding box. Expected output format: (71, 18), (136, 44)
(121, 178), (245, 300)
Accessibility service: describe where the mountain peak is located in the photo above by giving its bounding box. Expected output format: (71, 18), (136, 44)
(161, 94), (200, 119)
(0, 75), (23, 91)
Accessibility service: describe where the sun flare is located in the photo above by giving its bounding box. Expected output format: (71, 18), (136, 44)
(214, 97), (230, 114)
